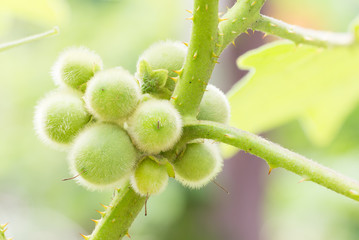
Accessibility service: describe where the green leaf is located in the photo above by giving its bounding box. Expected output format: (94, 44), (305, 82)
(225, 41), (359, 157)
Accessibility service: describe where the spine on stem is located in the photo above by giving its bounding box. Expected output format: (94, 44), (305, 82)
(252, 15), (354, 47)
(87, 183), (146, 240)
(218, 0), (266, 53)
(171, 0), (219, 118)
(179, 120), (359, 202)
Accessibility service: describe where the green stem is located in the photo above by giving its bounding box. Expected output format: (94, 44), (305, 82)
(88, 183), (146, 240)
(171, 0), (219, 118)
(218, 0), (266, 53)
(0, 26), (59, 52)
(180, 120), (359, 202)
(252, 15), (354, 47)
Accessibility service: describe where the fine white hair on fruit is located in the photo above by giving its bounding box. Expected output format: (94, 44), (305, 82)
(51, 46), (103, 90)
(136, 40), (187, 71)
(173, 142), (224, 189)
(127, 99), (182, 154)
(135, 40), (187, 89)
(130, 157), (169, 196)
(70, 165), (132, 192)
(33, 88), (91, 151)
(84, 67), (141, 122)
(68, 123), (138, 191)
(197, 84), (231, 124)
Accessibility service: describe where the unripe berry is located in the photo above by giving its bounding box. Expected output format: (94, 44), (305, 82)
(131, 157), (169, 196)
(84, 68), (141, 122)
(52, 46), (103, 91)
(69, 123), (138, 190)
(136, 41), (187, 96)
(173, 142), (223, 189)
(34, 90), (91, 149)
(127, 99), (182, 154)
(197, 84), (230, 124)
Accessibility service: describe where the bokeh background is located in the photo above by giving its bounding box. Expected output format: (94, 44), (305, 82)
(0, 0), (359, 239)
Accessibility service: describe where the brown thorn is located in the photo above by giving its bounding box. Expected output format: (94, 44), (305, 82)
(173, 70), (182, 75)
(80, 233), (89, 240)
(169, 76), (178, 82)
(126, 232), (131, 239)
(298, 178), (307, 183)
(91, 219), (99, 225)
(212, 52), (219, 58)
(96, 210), (105, 216)
(62, 169), (85, 181)
(262, 33), (268, 39)
(145, 193), (149, 216)
(268, 167), (273, 175)
(212, 180), (230, 194)
(157, 120), (160, 129)
(100, 203), (108, 210)
(182, 42), (189, 47)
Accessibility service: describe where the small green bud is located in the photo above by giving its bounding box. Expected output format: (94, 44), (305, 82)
(34, 89), (91, 149)
(52, 46), (103, 91)
(197, 84), (230, 124)
(127, 99), (182, 154)
(84, 67), (141, 122)
(69, 123), (138, 190)
(173, 142), (223, 189)
(136, 40), (187, 98)
(131, 157), (169, 196)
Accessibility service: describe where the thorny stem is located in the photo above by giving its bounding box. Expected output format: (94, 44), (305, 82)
(180, 120), (359, 202)
(252, 15), (355, 47)
(86, 1), (359, 239)
(217, 0), (266, 53)
(171, 0), (219, 118)
(88, 183), (146, 240)
(0, 27), (59, 52)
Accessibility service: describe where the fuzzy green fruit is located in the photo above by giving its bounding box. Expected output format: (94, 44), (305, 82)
(127, 99), (182, 154)
(34, 90), (91, 149)
(136, 41), (187, 97)
(52, 46), (103, 91)
(69, 123), (138, 190)
(173, 142), (223, 188)
(84, 68), (141, 121)
(197, 84), (230, 124)
(131, 157), (168, 196)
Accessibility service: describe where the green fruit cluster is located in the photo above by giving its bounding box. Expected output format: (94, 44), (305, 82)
(34, 42), (230, 195)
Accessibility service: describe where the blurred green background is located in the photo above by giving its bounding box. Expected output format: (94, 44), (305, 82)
(0, 0), (359, 239)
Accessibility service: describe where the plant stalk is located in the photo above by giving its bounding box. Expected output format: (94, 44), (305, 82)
(171, 0), (219, 118)
(180, 120), (359, 202)
(218, 0), (266, 53)
(88, 183), (146, 240)
(0, 27), (59, 52)
(252, 15), (354, 47)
